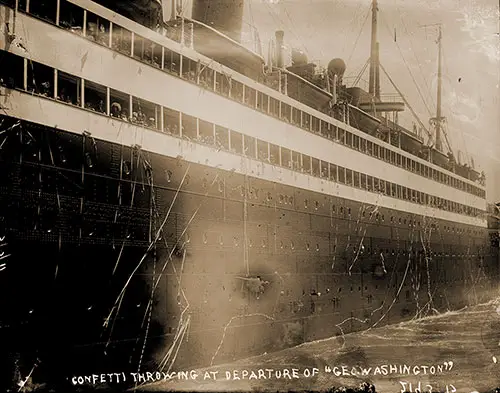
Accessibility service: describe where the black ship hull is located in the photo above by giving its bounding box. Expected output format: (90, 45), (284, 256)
(0, 116), (498, 390)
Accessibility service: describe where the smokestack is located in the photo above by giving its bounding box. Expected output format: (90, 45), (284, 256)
(275, 30), (284, 68)
(268, 40), (275, 68)
(192, 0), (245, 43)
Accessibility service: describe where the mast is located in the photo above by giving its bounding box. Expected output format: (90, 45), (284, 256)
(435, 25), (443, 152)
(368, 0), (380, 99)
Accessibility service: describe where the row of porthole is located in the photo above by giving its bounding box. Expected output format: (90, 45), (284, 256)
(162, 173), (481, 236)
(189, 235), (480, 257)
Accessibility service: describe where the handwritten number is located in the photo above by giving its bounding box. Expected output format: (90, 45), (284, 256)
(426, 385), (433, 393)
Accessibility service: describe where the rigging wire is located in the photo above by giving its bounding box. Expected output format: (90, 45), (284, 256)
(263, 1), (309, 58)
(441, 42), (473, 164)
(379, 10), (433, 119)
(282, 6), (310, 57)
(397, 7), (436, 110)
(341, 0), (365, 58)
(346, 5), (371, 73)
(352, 57), (370, 87)
(379, 63), (432, 144)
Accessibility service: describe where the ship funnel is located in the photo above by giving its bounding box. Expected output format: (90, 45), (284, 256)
(192, 0), (245, 43)
(275, 30), (285, 68)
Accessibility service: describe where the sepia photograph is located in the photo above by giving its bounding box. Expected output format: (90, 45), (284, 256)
(0, 0), (499, 392)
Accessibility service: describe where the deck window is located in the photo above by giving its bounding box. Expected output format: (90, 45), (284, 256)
(433, 169), (439, 181)
(360, 138), (367, 153)
(320, 120), (330, 137)
(86, 12), (109, 46)
(151, 43), (162, 68)
(367, 140), (373, 155)
(269, 97), (280, 117)
(163, 107), (180, 135)
(257, 139), (269, 161)
(57, 71), (80, 106)
(281, 103), (291, 123)
(182, 57), (197, 82)
(403, 187), (409, 200)
(181, 114), (197, 140)
(229, 130), (243, 154)
(320, 161), (328, 178)
(131, 96), (159, 129)
(292, 151), (301, 171)
(353, 135), (359, 150)
(244, 135), (256, 158)
(29, 0), (56, 24)
(419, 191), (425, 204)
(390, 183), (396, 197)
(142, 39), (154, 65)
(338, 167), (346, 184)
(216, 71), (231, 97)
(360, 173), (367, 189)
(281, 147), (292, 168)
(270, 144), (279, 165)
(256, 91), (268, 112)
(312, 116), (320, 133)
(27, 61), (54, 97)
(0, 51), (24, 90)
(353, 171), (360, 187)
(244, 86), (256, 107)
(198, 119), (214, 144)
(380, 180), (386, 195)
(59, 1), (84, 35)
(84, 80), (106, 114)
(200, 66), (214, 90)
(215, 126), (229, 150)
(292, 108), (301, 126)
(133, 34), (145, 61)
(302, 155), (311, 174)
(312, 158), (320, 177)
(329, 163), (337, 181)
(111, 25), (132, 55)
(397, 185), (402, 199)
(163, 48), (180, 75)
(232, 80), (244, 102)
(366, 175), (373, 191)
(110, 89), (130, 121)
(302, 112), (311, 130)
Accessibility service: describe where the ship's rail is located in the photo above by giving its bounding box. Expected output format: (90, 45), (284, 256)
(0, 0), (486, 202)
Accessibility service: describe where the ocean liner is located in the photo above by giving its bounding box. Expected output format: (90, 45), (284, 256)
(0, 0), (498, 390)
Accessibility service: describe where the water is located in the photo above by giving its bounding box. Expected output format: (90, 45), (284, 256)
(138, 296), (500, 393)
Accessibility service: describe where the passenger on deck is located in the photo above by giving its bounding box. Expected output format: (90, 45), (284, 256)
(39, 81), (51, 96)
(110, 102), (121, 118)
(86, 23), (96, 41)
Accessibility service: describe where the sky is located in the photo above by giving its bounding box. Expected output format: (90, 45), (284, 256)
(237, 0), (500, 202)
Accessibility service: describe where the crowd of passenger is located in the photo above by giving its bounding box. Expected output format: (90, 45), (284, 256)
(110, 102), (156, 128)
